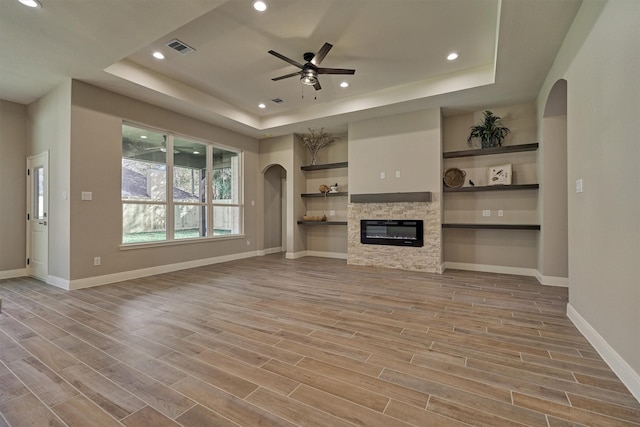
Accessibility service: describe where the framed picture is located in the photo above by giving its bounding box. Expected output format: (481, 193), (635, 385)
(488, 164), (512, 186)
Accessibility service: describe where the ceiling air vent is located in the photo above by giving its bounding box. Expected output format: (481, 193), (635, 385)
(166, 39), (195, 55)
(271, 98), (285, 104)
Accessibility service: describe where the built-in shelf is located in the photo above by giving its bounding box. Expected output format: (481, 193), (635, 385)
(442, 223), (541, 230)
(443, 143), (539, 159)
(297, 220), (347, 225)
(301, 162), (348, 171)
(301, 192), (348, 198)
(444, 183), (539, 193)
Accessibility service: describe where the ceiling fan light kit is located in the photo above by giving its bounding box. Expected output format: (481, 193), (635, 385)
(269, 42), (355, 92)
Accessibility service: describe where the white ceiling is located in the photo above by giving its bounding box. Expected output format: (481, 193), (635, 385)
(0, 0), (581, 138)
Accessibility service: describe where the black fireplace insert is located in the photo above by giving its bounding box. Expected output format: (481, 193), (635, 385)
(360, 220), (424, 247)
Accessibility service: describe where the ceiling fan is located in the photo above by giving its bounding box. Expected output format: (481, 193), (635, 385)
(268, 42), (355, 90)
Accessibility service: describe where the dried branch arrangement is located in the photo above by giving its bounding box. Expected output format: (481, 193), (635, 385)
(299, 128), (339, 165)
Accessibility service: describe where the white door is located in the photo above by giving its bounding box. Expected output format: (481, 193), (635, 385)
(27, 151), (49, 281)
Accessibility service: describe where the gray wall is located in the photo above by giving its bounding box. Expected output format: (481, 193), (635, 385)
(27, 80), (72, 281)
(538, 0), (640, 389)
(62, 81), (259, 282)
(0, 100), (27, 274)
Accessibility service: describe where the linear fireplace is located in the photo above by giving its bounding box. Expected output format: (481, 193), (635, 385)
(360, 219), (424, 247)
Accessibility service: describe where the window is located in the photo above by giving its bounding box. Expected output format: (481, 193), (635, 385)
(122, 124), (243, 245)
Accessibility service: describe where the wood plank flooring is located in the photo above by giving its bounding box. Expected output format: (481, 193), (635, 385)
(0, 255), (638, 426)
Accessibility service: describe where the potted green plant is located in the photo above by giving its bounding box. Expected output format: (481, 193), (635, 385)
(467, 110), (510, 148)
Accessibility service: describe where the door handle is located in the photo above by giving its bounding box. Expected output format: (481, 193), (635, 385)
(38, 221), (47, 226)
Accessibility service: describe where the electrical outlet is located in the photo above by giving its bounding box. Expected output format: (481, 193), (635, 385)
(329, 210), (335, 216)
(93, 257), (101, 266)
(380, 172), (385, 179)
(395, 171), (401, 178)
(498, 210), (504, 217)
(246, 239), (251, 246)
(482, 210), (491, 217)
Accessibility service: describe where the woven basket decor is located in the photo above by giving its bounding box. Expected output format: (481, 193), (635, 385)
(443, 168), (466, 188)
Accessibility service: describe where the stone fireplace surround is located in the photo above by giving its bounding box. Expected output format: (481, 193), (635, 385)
(347, 193), (441, 273)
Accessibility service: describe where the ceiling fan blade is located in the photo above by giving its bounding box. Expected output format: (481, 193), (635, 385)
(268, 50), (304, 69)
(313, 80), (322, 91)
(311, 43), (333, 66)
(272, 72), (301, 81)
(317, 68), (356, 75)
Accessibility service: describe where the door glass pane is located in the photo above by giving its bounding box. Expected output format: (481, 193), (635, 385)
(213, 206), (240, 235)
(34, 166), (44, 219)
(121, 124), (167, 202)
(212, 147), (239, 204)
(175, 205), (206, 239)
(122, 203), (166, 244)
(174, 137), (206, 203)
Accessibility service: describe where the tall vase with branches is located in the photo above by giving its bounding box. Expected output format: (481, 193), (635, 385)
(467, 111), (510, 148)
(299, 128), (339, 165)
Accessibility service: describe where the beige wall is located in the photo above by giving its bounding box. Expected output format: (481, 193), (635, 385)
(0, 100), (27, 274)
(67, 81), (259, 281)
(27, 80), (72, 281)
(348, 109), (442, 195)
(538, 0), (640, 391)
(539, 114), (568, 278)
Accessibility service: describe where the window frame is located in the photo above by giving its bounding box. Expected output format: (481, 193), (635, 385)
(121, 122), (244, 247)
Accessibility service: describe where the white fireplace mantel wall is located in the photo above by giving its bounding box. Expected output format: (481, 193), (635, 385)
(347, 109), (443, 272)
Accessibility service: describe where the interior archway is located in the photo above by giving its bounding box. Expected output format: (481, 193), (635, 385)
(539, 79), (568, 283)
(262, 164), (287, 254)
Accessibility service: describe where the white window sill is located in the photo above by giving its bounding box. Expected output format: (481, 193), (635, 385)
(119, 234), (246, 251)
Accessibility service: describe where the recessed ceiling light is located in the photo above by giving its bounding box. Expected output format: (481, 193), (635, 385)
(152, 51), (165, 60)
(447, 52), (459, 61)
(258, 103), (266, 109)
(18, 0), (41, 8)
(253, 1), (268, 12)
(140, 135), (147, 139)
(340, 82), (349, 88)
(193, 151), (200, 154)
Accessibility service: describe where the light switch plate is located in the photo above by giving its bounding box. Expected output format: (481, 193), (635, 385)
(482, 210), (491, 217)
(81, 191), (92, 201)
(576, 178), (583, 193)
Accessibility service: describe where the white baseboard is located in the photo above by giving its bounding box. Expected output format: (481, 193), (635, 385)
(443, 262), (538, 278)
(0, 268), (26, 280)
(258, 247), (284, 256)
(306, 251), (348, 260)
(534, 271), (569, 287)
(47, 275), (70, 289)
(286, 251), (307, 260)
(58, 250), (260, 290)
(567, 303), (640, 402)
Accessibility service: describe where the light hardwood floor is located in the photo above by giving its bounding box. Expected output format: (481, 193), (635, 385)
(0, 255), (638, 426)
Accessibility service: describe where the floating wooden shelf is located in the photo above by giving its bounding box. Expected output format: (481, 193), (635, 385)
(442, 223), (541, 230)
(443, 143), (539, 159)
(297, 220), (348, 225)
(301, 192), (348, 198)
(444, 183), (539, 192)
(301, 162), (348, 171)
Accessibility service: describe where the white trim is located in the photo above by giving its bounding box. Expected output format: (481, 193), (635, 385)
(49, 251), (259, 290)
(534, 271), (569, 287)
(306, 251), (348, 260)
(443, 262), (538, 279)
(258, 247), (284, 256)
(286, 251), (307, 260)
(567, 303), (640, 402)
(0, 268), (27, 280)
(46, 275), (70, 289)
